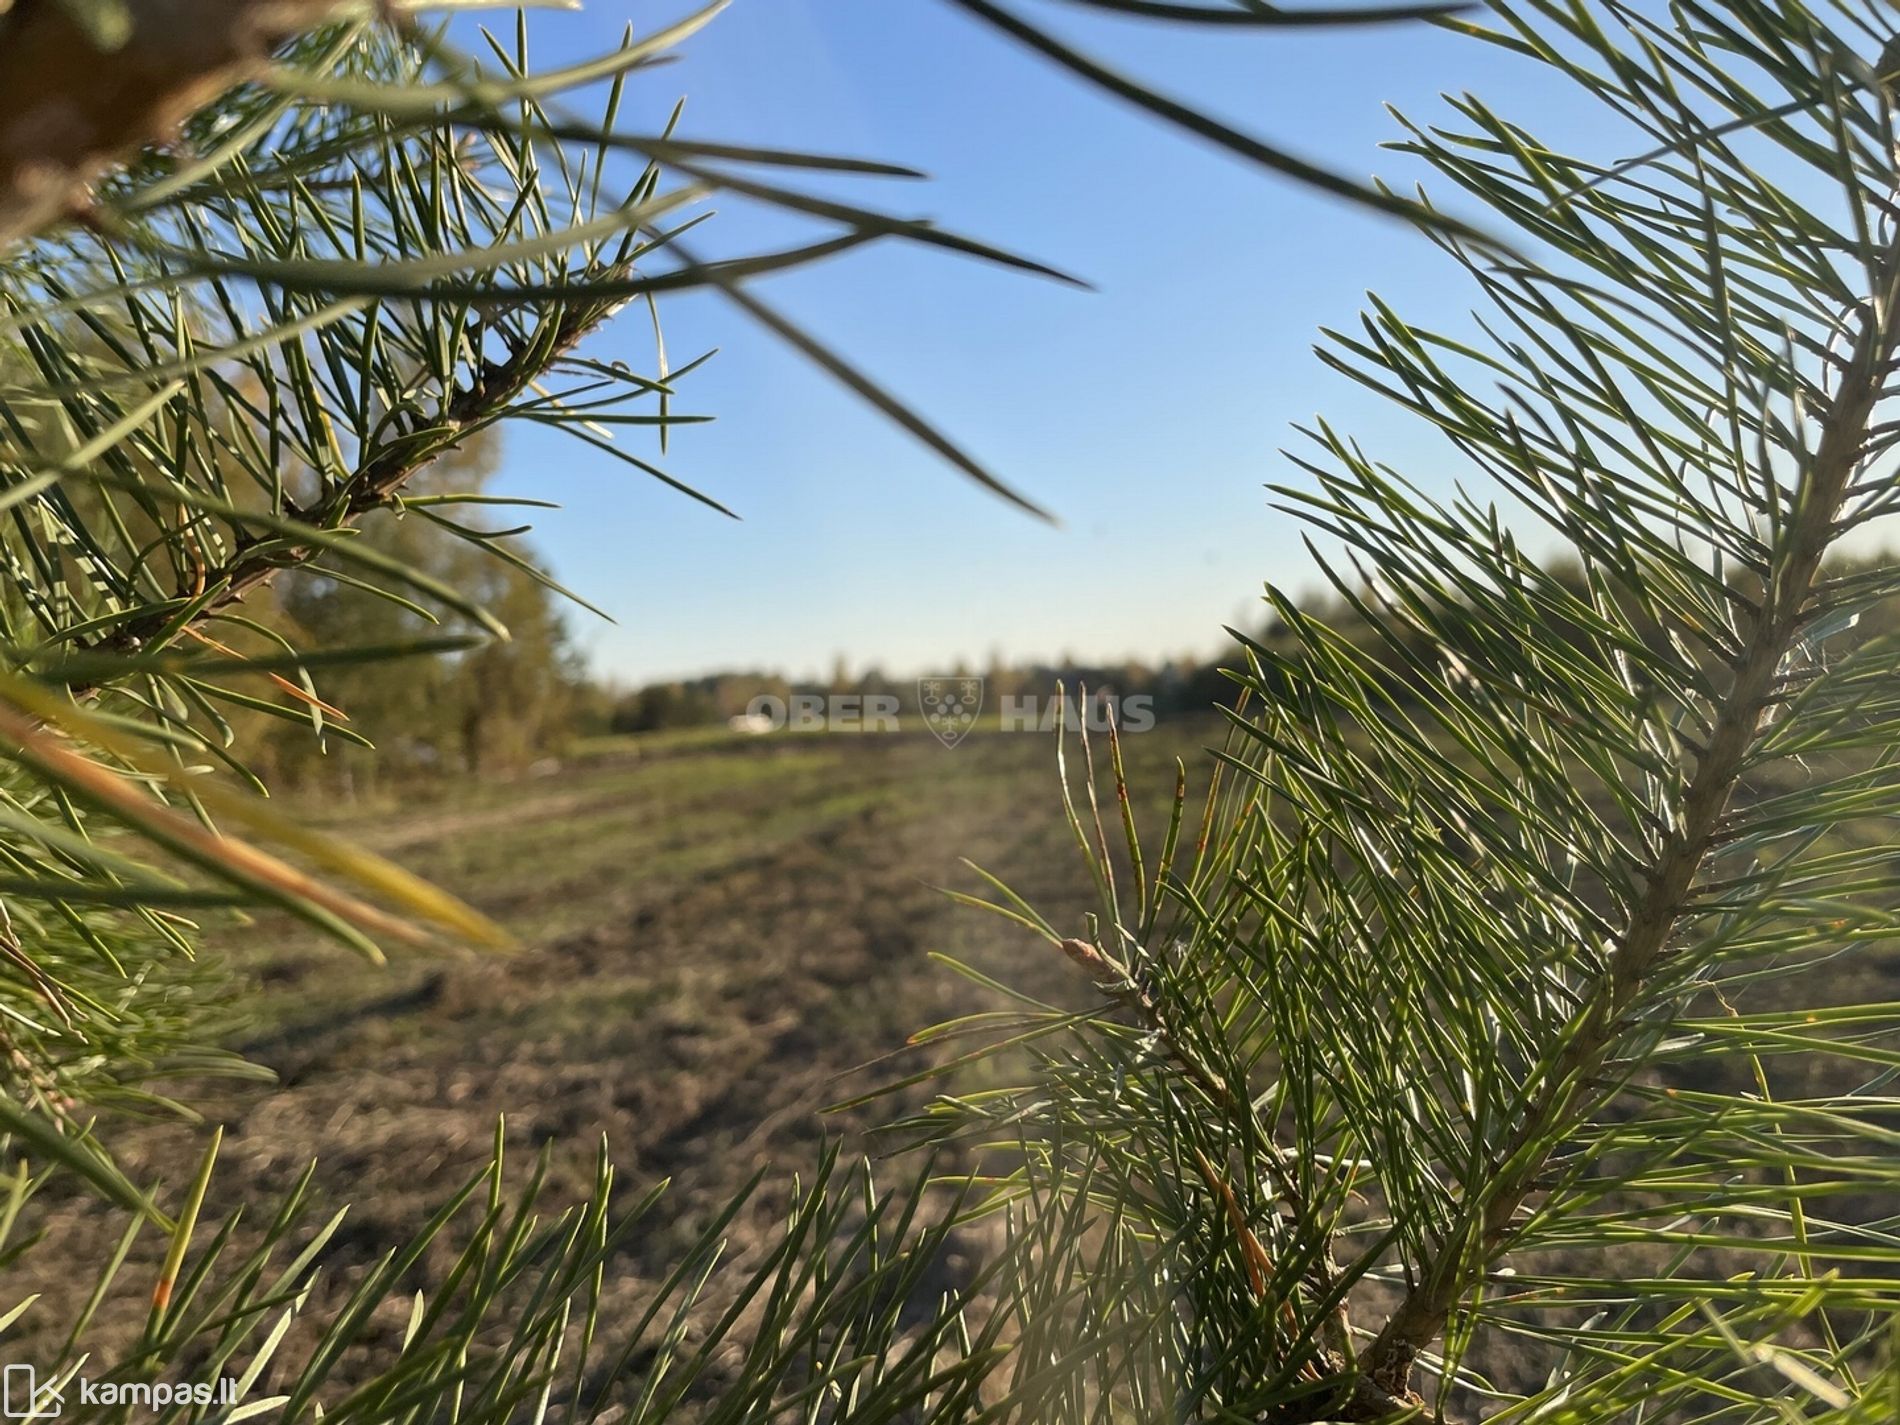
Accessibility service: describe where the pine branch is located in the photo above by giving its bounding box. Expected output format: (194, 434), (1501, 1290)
(1358, 213), (1900, 1411)
(1057, 931), (1355, 1355)
(64, 283), (620, 700)
(915, 8), (1900, 1419)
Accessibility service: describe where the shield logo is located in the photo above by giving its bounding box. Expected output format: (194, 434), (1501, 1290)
(917, 676), (984, 748)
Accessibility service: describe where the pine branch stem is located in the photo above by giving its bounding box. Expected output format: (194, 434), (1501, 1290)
(64, 293), (618, 700)
(1350, 254), (1900, 1409)
(1059, 936), (1358, 1368)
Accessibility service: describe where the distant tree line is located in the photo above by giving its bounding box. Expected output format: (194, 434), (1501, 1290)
(236, 436), (584, 797)
(251, 542), (1900, 793)
(576, 553), (1897, 740)
(578, 653), (1244, 737)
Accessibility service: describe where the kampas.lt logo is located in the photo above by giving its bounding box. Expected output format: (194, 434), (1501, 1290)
(917, 677), (983, 749)
(4, 1365), (238, 1417)
(3, 1367), (58, 1419)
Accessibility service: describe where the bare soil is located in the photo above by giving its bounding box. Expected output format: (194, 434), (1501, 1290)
(8, 724), (1212, 1386)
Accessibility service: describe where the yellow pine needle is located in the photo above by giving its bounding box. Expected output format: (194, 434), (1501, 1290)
(1192, 1147), (1272, 1300)
(180, 627), (350, 722)
(1191, 1147), (1322, 1379)
(152, 1126), (221, 1322)
(0, 672), (508, 950)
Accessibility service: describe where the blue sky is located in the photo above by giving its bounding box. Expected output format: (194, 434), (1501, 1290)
(469, 1), (1546, 684)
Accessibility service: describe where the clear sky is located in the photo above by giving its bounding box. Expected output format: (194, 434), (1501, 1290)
(464, 1), (1548, 685)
